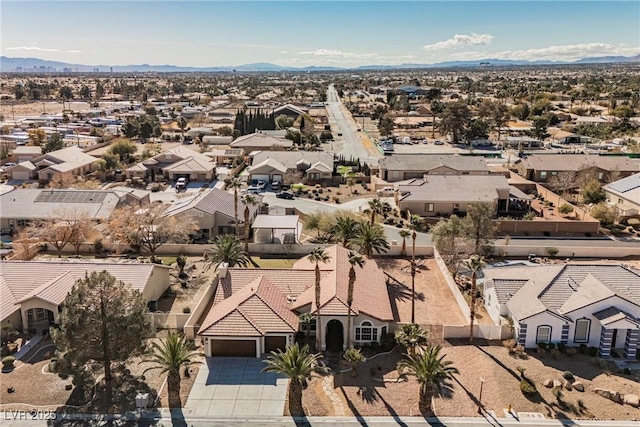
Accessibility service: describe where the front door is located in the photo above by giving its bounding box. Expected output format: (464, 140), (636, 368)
(612, 329), (618, 349)
(325, 319), (344, 353)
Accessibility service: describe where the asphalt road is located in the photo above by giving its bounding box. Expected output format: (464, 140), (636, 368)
(326, 85), (382, 165)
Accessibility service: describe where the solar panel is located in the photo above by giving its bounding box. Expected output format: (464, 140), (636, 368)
(35, 191), (108, 204)
(607, 175), (640, 194)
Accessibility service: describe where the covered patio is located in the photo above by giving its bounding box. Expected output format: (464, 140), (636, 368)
(252, 215), (301, 244)
(594, 307), (639, 360)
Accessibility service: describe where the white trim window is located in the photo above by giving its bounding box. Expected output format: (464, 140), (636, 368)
(574, 319), (590, 343)
(536, 325), (551, 344)
(355, 321), (378, 342)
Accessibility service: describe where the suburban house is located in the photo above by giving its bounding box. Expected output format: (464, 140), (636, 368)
(197, 245), (393, 357)
(230, 132), (294, 153)
(163, 188), (261, 240)
(127, 146), (216, 182)
(483, 264), (640, 359)
(0, 188), (130, 231)
(378, 154), (491, 182)
(11, 146), (42, 163)
(516, 154), (639, 183)
(7, 146), (98, 182)
(603, 173), (640, 219)
(548, 128), (590, 144)
(0, 261), (170, 332)
(248, 151), (334, 183)
(272, 103), (305, 118)
(398, 175), (511, 217)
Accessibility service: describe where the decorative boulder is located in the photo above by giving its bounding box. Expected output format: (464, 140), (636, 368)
(594, 388), (623, 403)
(553, 380), (562, 388)
(573, 381), (584, 392)
(623, 394), (639, 408)
(544, 380), (553, 388)
(564, 380), (572, 391)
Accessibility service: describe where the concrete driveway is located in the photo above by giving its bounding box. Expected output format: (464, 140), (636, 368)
(185, 357), (288, 417)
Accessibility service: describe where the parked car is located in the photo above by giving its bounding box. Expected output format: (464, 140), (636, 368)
(245, 186), (262, 194)
(276, 191), (294, 200)
(271, 181), (281, 191)
(257, 180), (267, 189)
(434, 140), (444, 145)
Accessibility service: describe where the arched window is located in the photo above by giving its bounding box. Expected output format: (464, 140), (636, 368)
(355, 321), (377, 342)
(536, 325), (552, 344)
(574, 319), (590, 343)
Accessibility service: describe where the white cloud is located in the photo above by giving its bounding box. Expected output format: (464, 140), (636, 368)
(6, 46), (61, 52)
(453, 43), (640, 62)
(66, 50), (82, 54)
(423, 33), (494, 51)
(279, 51), (288, 54)
(293, 49), (415, 66)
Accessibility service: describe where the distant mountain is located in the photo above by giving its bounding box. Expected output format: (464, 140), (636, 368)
(1, 54), (639, 73)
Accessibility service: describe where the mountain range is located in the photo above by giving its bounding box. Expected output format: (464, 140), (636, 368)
(2, 54), (639, 73)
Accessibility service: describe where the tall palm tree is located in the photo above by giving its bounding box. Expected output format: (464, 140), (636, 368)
(331, 215), (359, 248)
(298, 313), (314, 344)
(409, 215), (423, 324)
(465, 255), (485, 344)
(142, 333), (202, 409)
(353, 222), (390, 258)
(308, 247), (330, 351)
(397, 345), (459, 414)
(226, 178), (242, 237)
(399, 229), (411, 257)
(204, 234), (250, 270)
(262, 343), (328, 417)
(346, 251), (365, 349)
(242, 194), (257, 252)
(368, 198), (384, 225)
(394, 323), (429, 356)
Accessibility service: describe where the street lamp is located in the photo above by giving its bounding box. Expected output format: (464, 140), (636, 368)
(477, 377), (485, 414)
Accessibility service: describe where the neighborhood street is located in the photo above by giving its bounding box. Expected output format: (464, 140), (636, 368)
(326, 84), (382, 165)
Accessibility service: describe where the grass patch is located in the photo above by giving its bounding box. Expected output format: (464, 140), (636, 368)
(251, 257), (298, 269)
(337, 165), (352, 176)
(157, 256), (177, 266)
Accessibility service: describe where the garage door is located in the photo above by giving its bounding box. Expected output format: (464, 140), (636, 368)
(251, 174), (270, 183)
(11, 171), (31, 180)
(272, 174), (283, 183)
(210, 339), (256, 357)
(264, 336), (287, 354)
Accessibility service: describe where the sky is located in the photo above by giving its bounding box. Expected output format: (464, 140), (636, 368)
(1, 1), (639, 67)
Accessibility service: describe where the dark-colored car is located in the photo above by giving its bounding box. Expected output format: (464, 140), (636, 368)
(276, 191), (294, 200)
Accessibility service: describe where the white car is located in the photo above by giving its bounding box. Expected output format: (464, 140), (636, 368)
(257, 180), (267, 189)
(434, 140), (444, 145)
(175, 177), (188, 190)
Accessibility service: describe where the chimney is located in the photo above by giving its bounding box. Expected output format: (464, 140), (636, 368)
(217, 262), (229, 279)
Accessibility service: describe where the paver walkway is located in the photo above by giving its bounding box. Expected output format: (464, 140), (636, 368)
(185, 357), (288, 417)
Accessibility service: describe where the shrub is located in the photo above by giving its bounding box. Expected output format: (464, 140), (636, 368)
(380, 332), (396, 350)
(579, 344), (588, 354)
(588, 346), (598, 357)
(548, 343), (556, 350)
(623, 367), (631, 375)
(546, 247), (559, 257)
(182, 307), (191, 314)
(543, 231), (551, 237)
(553, 388), (564, 402)
(537, 342), (547, 351)
(517, 366), (526, 377)
(562, 371), (574, 381)
(520, 378), (537, 395)
(558, 204), (574, 215)
(27, 327), (36, 335)
(557, 342), (566, 353)
(2, 356), (15, 369)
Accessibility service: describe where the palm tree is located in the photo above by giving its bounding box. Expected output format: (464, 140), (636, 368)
(242, 194), (257, 252)
(353, 222), (390, 258)
(465, 255), (485, 344)
(204, 234), (250, 270)
(394, 323), (429, 356)
(346, 251), (365, 349)
(343, 348), (365, 377)
(142, 333), (202, 409)
(226, 178), (242, 237)
(368, 198), (384, 225)
(331, 215), (359, 248)
(308, 247), (330, 351)
(409, 215), (423, 324)
(397, 345), (459, 414)
(399, 229), (411, 257)
(262, 343), (328, 416)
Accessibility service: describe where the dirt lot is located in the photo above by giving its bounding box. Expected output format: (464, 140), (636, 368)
(301, 344), (640, 420)
(376, 258), (469, 326)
